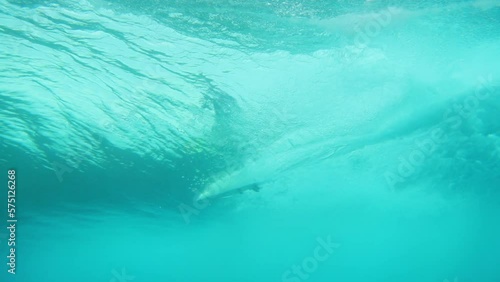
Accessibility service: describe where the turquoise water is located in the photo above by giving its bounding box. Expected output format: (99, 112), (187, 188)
(1, 0), (500, 281)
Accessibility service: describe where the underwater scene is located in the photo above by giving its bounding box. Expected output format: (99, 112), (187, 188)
(0, 0), (499, 281)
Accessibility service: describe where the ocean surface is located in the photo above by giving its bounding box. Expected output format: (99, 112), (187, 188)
(0, 0), (499, 281)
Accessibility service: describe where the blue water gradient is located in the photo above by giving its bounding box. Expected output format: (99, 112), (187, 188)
(0, 0), (499, 281)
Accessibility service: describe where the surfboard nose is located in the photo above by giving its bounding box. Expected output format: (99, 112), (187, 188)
(194, 192), (205, 202)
